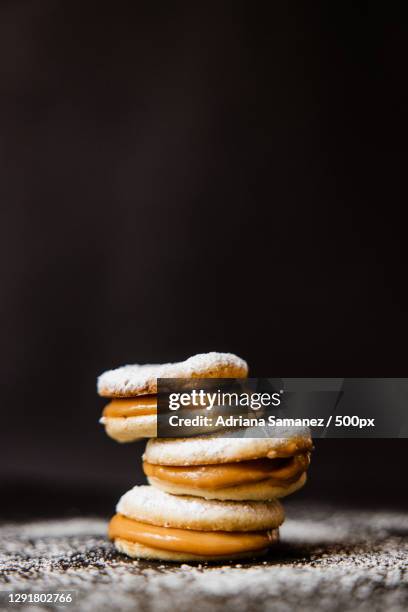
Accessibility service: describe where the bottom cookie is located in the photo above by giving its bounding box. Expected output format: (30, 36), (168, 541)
(101, 415), (156, 441)
(114, 536), (275, 562)
(146, 472), (307, 501)
(109, 485), (283, 562)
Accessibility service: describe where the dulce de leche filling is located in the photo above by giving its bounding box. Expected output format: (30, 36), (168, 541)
(108, 514), (273, 556)
(143, 453), (310, 490)
(103, 395), (157, 418)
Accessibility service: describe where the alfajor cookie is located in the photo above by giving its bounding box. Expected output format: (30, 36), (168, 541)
(98, 352), (248, 442)
(109, 485), (283, 562)
(143, 432), (312, 501)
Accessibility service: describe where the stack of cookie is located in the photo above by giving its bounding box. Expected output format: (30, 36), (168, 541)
(98, 352), (312, 562)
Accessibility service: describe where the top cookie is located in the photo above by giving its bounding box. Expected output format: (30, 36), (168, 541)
(144, 430), (312, 465)
(97, 352), (248, 397)
(116, 485), (284, 531)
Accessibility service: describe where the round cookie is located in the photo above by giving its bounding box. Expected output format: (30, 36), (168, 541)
(97, 352), (248, 397)
(114, 537), (276, 562)
(100, 414), (156, 442)
(143, 433), (312, 501)
(109, 485), (283, 562)
(100, 395), (158, 442)
(116, 485), (284, 530)
(98, 352), (248, 441)
(144, 432), (312, 465)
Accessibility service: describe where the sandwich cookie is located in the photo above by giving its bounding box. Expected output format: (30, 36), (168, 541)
(98, 352), (248, 442)
(109, 485), (283, 562)
(143, 432), (312, 501)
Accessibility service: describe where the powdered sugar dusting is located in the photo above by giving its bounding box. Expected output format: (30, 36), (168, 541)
(1, 506), (407, 612)
(97, 352), (248, 396)
(116, 485), (284, 531)
(144, 432), (311, 465)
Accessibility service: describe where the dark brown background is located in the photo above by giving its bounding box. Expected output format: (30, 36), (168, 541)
(0, 2), (406, 517)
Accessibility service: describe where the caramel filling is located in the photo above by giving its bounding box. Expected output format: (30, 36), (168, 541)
(109, 514), (272, 556)
(103, 396), (157, 418)
(144, 453), (310, 490)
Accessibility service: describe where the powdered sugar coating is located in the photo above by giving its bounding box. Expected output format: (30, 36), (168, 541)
(144, 431), (312, 465)
(98, 352), (248, 397)
(116, 485), (284, 531)
(1, 509), (406, 609)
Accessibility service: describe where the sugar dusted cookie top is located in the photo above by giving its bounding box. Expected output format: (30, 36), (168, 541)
(144, 431), (313, 466)
(116, 485), (284, 531)
(97, 352), (248, 397)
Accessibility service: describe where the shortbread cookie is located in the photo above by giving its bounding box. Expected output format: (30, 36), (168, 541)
(109, 485), (283, 562)
(143, 433), (312, 501)
(113, 537), (275, 562)
(98, 352), (248, 397)
(98, 352), (248, 441)
(100, 396), (157, 441)
(144, 432), (312, 465)
(99, 396), (229, 442)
